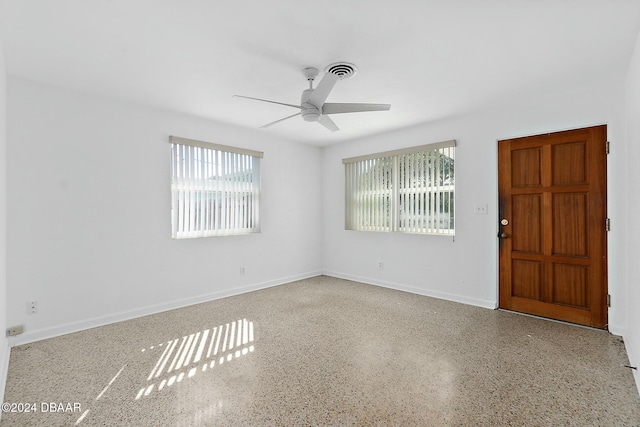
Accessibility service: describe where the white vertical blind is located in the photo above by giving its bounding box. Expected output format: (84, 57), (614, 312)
(344, 140), (455, 235)
(344, 156), (393, 232)
(170, 136), (262, 238)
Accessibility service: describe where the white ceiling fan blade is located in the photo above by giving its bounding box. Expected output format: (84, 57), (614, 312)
(317, 115), (339, 132)
(323, 103), (391, 114)
(306, 72), (339, 109)
(234, 95), (301, 110)
(260, 112), (301, 128)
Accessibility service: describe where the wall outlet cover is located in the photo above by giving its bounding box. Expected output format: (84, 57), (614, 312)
(7, 325), (24, 336)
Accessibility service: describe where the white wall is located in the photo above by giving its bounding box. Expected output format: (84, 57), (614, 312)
(6, 77), (323, 345)
(322, 77), (627, 332)
(624, 30), (640, 394)
(3, 43), (638, 396)
(0, 40), (9, 407)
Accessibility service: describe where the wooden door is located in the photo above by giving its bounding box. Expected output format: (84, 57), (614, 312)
(498, 125), (608, 329)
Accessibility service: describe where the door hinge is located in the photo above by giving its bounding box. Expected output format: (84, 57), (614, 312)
(606, 141), (610, 154)
(607, 294), (611, 307)
(606, 218), (611, 231)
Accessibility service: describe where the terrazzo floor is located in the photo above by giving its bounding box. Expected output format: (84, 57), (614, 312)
(2, 275), (640, 426)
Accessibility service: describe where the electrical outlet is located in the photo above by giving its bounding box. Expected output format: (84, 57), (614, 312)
(7, 325), (24, 336)
(474, 203), (488, 215)
(240, 267), (246, 276)
(378, 261), (384, 270)
(27, 301), (38, 315)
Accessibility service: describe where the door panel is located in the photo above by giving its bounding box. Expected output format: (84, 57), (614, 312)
(512, 148), (542, 187)
(512, 260), (543, 299)
(552, 142), (587, 185)
(498, 125), (607, 329)
(552, 193), (588, 257)
(552, 263), (588, 308)
(512, 194), (542, 253)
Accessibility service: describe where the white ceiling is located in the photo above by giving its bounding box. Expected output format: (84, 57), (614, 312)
(1, 1), (639, 146)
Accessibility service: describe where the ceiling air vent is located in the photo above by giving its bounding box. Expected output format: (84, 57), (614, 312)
(324, 62), (358, 80)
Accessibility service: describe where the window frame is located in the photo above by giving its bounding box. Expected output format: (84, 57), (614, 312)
(343, 140), (456, 236)
(169, 136), (263, 239)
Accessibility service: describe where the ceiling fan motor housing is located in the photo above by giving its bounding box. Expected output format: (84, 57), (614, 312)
(301, 89), (320, 121)
(301, 88), (313, 103)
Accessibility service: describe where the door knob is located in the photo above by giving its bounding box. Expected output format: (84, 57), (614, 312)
(500, 232), (510, 239)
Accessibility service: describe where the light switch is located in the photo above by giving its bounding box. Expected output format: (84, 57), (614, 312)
(474, 203), (488, 215)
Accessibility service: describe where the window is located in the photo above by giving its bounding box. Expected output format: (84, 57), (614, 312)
(170, 136), (263, 238)
(343, 140), (455, 235)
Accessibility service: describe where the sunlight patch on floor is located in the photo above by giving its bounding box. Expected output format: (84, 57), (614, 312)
(74, 319), (255, 425)
(135, 318), (255, 400)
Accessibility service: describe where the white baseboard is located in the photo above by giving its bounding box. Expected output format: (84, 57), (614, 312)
(622, 331), (640, 398)
(0, 339), (9, 422)
(8, 270), (322, 347)
(322, 270), (497, 310)
(608, 323), (625, 336)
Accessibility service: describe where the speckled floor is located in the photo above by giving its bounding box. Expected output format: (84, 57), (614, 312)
(2, 275), (639, 426)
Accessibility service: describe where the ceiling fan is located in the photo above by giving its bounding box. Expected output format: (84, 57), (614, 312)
(234, 62), (391, 132)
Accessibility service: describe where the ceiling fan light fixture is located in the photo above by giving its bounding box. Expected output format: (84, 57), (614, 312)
(302, 110), (321, 122)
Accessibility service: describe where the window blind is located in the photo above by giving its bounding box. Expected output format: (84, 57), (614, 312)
(344, 156), (393, 232)
(344, 140), (455, 235)
(170, 136), (262, 238)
